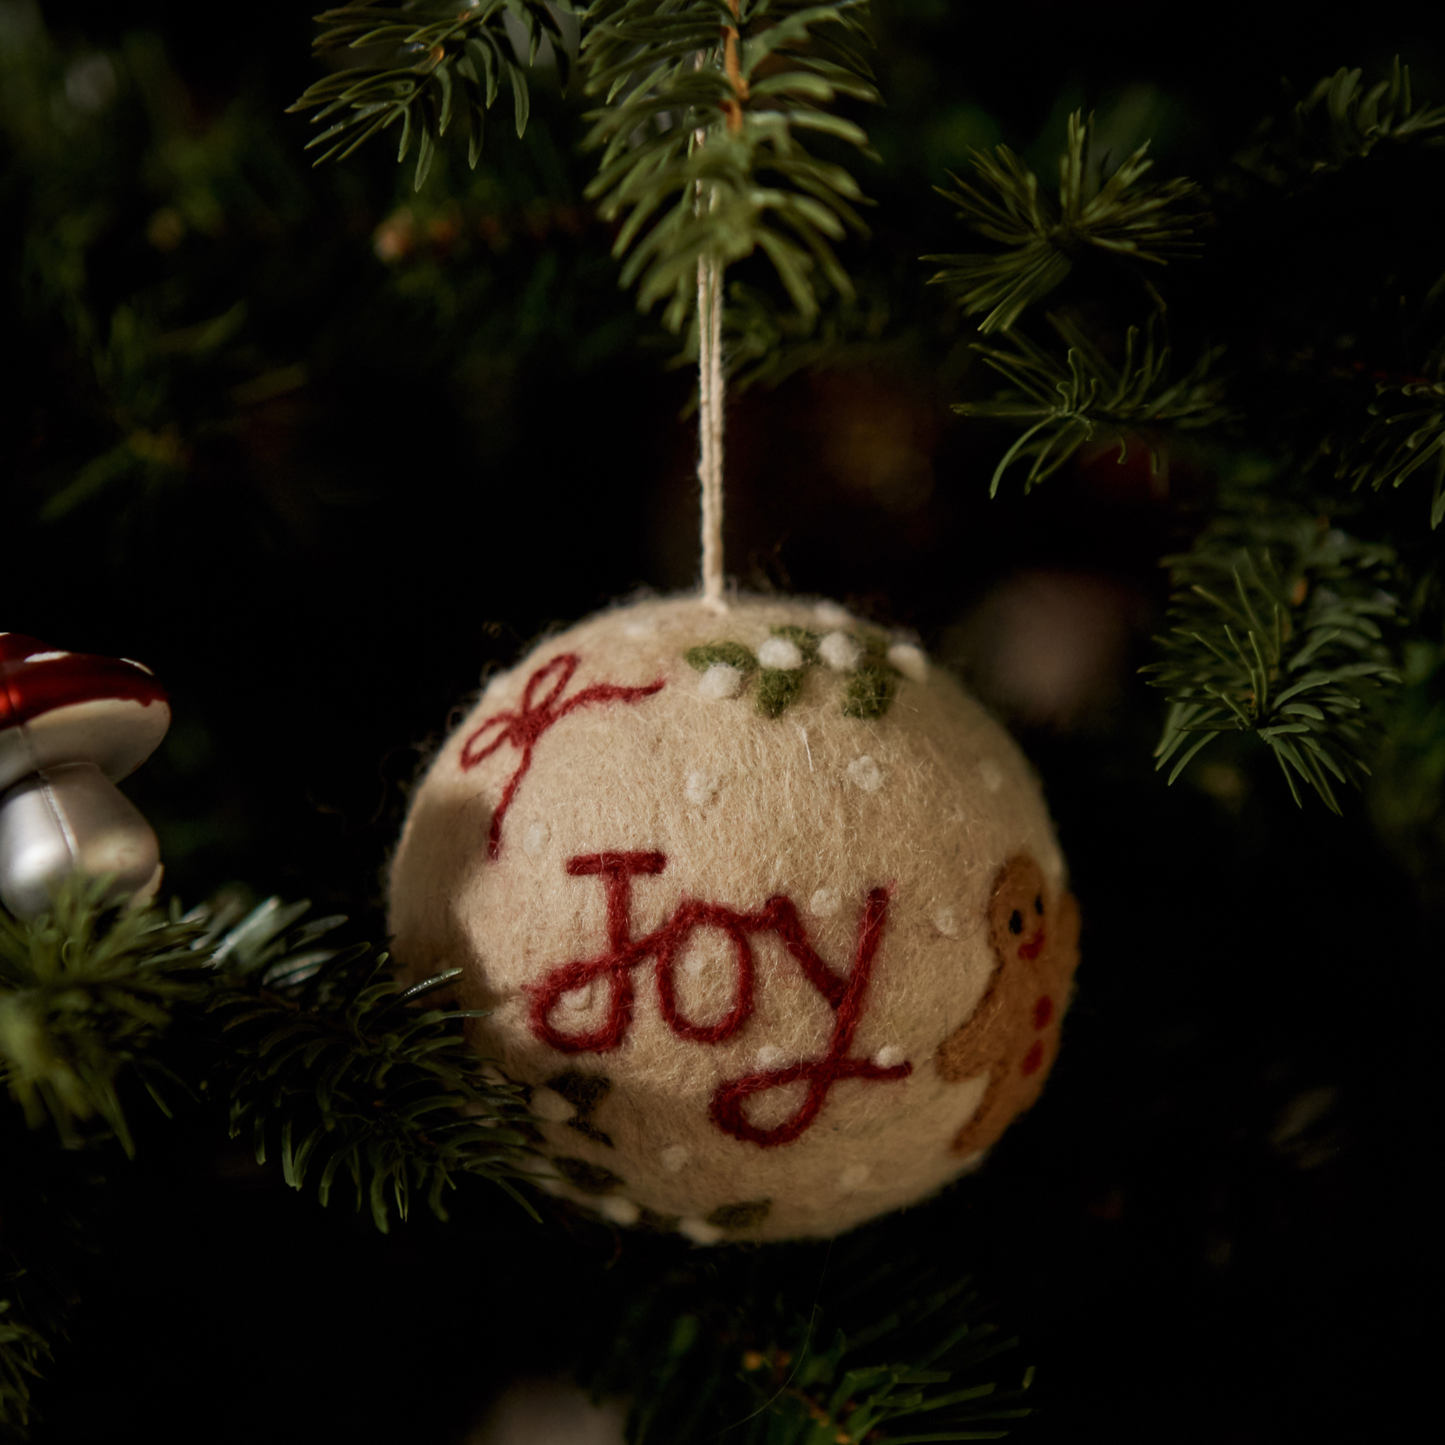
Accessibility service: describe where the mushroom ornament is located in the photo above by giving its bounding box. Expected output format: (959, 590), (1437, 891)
(0, 633), (170, 920)
(389, 596), (1080, 1242)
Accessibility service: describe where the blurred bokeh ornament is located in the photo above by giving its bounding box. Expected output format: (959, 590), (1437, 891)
(389, 595), (1079, 1241)
(0, 633), (170, 919)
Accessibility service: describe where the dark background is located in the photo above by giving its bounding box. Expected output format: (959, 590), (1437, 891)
(2, 2), (1440, 1440)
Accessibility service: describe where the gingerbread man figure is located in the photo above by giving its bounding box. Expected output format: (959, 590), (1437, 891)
(935, 853), (1080, 1156)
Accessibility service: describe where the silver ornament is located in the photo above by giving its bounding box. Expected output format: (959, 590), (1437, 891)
(0, 633), (170, 920)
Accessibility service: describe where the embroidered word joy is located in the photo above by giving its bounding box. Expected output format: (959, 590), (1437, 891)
(459, 654), (664, 860)
(526, 852), (913, 1147)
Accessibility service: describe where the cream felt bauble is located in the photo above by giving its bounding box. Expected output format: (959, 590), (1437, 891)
(388, 596), (1080, 1242)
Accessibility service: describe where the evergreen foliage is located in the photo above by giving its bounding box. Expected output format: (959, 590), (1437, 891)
(0, 1302), (48, 1443)
(0, 888), (543, 1435)
(582, 0), (878, 329)
(290, 1), (573, 188)
(0, 883), (208, 1154)
(925, 112), (1203, 334)
(930, 64), (1445, 807)
(1142, 518), (1400, 810)
(585, 1243), (1031, 1443)
(1234, 58), (1445, 184)
(214, 898), (540, 1231)
(955, 313), (1225, 495)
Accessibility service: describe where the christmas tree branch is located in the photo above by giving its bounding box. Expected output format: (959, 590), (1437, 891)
(924, 110), (1204, 334)
(1234, 57), (1445, 185)
(289, 0), (574, 189)
(0, 885), (547, 1437)
(213, 897), (542, 1231)
(1142, 511), (1402, 810)
(956, 313), (1226, 495)
(585, 1243), (1032, 1443)
(0, 883), (210, 1156)
(0, 1301), (49, 1444)
(1335, 379), (1445, 528)
(582, 0), (879, 332)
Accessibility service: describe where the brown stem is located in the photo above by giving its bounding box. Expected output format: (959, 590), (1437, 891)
(723, 0), (748, 134)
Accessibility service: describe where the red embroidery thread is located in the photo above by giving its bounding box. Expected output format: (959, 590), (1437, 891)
(526, 853), (911, 1148)
(459, 654), (665, 860)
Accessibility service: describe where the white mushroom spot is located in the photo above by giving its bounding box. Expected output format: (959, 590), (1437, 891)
(622, 616), (656, 639)
(683, 947), (709, 977)
(597, 1196), (641, 1226)
(934, 906), (960, 938)
(522, 820), (551, 857)
(888, 642), (929, 683)
(978, 758), (1004, 793)
(698, 663), (744, 700)
(848, 755), (884, 792)
(684, 770), (719, 806)
(838, 1162), (871, 1192)
(818, 630), (863, 671)
(758, 636), (803, 670)
(659, 1144), (690, 1174)
(873, 1044), (906, 1069)
(679, 1217), (725, 1246)
(815, 601), (853, 628)
(531, 1088), (574, 1123)
(754, 1045), (786, 1070)
(561, 982), (596, 1014)
(810, 886), (841, 918)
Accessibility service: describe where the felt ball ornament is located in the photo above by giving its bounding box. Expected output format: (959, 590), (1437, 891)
(388, 595), (1079, 1242)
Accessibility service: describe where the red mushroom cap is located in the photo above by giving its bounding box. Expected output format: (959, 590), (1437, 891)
(0, 634), (170, 793)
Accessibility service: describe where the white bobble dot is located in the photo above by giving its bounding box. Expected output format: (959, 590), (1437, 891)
(679, 1217), (725, 1246)
(683, 949), (708, 977)
(561, 982), (595, 1014)
(684, 770), (719, 806)
(887, 642), (929, 683)
(815, 601), (852, 628)
(754, 1045), (785, 1070)
(659, 1144), (690, 1174)
(873, 1044), (906, 1069)
(698, 663), (744, 700)
(531, 1088), (574, 1123)
(978, 758), (1004, 793)
(597, 1196), (641, 1226)
(809, 886), (841, 917)
(818, 630), (863, 671)
(522, 820), (551, 857)
(934, 906), (960, 938)
(838, 1163), (871, 1192)
(848, 755), (884, 792)
(758, 636), (803, 670)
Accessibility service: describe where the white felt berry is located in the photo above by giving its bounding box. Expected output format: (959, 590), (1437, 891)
(698, 662), (744, 699)
(818, 630), (863, 671)
(888, 642), (929, 683)
(757, 636), (803, 670)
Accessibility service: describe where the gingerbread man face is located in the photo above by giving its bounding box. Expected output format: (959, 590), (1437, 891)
(935, 853), (1080, 1157)
(989, 853), (1050, 973)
